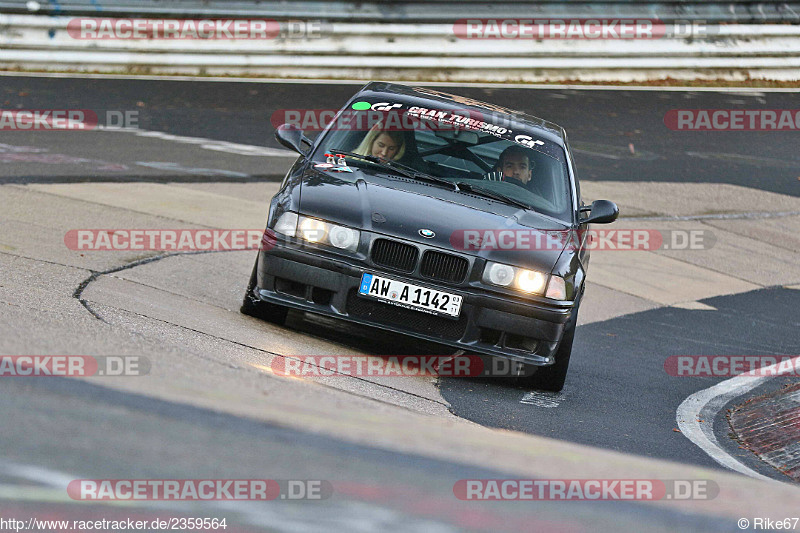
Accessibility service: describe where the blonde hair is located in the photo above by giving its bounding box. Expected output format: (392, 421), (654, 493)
(354, 123), (406, 161)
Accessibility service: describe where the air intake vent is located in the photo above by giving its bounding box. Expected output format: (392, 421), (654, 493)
(371, 239), (419, 273)
(420, 251), (469, 284)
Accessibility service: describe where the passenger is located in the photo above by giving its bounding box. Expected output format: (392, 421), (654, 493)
(354, 122), (406, 161)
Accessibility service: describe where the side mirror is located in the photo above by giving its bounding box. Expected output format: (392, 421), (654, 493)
(582, 200), (619, 224)
(275, 123), (310, 156)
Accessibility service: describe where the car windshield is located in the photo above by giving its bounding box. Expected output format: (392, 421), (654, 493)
(313, 100), (573, 221)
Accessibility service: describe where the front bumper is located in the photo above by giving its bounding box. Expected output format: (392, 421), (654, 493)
(253, 238), (576, 367)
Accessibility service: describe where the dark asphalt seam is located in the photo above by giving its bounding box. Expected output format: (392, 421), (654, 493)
(74, 251), (453, 411)
(72, 250), (217, 321)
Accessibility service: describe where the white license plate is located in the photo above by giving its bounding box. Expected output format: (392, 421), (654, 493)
(358, 273), (463, 318)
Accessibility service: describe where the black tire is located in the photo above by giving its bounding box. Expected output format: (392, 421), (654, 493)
(240, 256), (288, 325)
(518, 287), (583, 392)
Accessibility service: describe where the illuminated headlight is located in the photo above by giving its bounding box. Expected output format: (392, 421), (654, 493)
(300, 217), (327, 243)
(482, 261), (552, 297)
(271, 212), (360, 252)
(517, 269), (547, 294)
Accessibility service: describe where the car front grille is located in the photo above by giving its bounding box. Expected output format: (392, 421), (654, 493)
(420, 250), (469, 284)
(370, 238), (418, 273)
(346, 290), (467, 341)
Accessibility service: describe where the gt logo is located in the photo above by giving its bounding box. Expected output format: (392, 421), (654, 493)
(371, 102), (403, 112)
(515, 135), (545, 149)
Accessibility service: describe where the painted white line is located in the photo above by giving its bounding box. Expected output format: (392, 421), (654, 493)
(0, 459), (77, 488)
(520, 391), (562, 408)
(623, 210), (800, 222)
(96, 126), (297, 157)
(0, 71), (797, 92)
(676, 355), (800, 482)
(135, 161), (250, 178)
(0, 484), (75, 503)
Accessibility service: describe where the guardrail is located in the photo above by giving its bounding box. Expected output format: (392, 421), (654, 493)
(2, 1), (800, 23)
(1, 12), (799, 81)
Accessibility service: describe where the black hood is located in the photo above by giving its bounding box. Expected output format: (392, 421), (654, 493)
(298, 168), (570, 273)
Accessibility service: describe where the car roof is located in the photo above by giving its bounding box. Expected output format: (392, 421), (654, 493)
(353, 81), (567, 147)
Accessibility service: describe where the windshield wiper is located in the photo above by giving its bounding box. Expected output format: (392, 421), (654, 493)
(454, 182), (532, 210)
(330, 149), (457, 191)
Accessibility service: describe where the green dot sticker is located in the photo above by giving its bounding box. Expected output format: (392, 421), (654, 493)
(351, 101), (371, 110)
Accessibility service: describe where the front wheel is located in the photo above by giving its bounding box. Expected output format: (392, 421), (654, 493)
(240, 256), (288, 325)
(519, 323), (575, 392)
(518, 288), (582, 392)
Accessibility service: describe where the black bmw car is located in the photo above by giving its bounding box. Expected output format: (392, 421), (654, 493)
(242, 82), (618, 391)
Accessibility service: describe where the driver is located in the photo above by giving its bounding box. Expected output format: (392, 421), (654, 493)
(495, 145), (534, 188)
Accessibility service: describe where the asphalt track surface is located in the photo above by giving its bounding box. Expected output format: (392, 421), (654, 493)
(441, 287), (800, 471)
(1, 75), (799, 531)
(2, 76), (799, 196)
